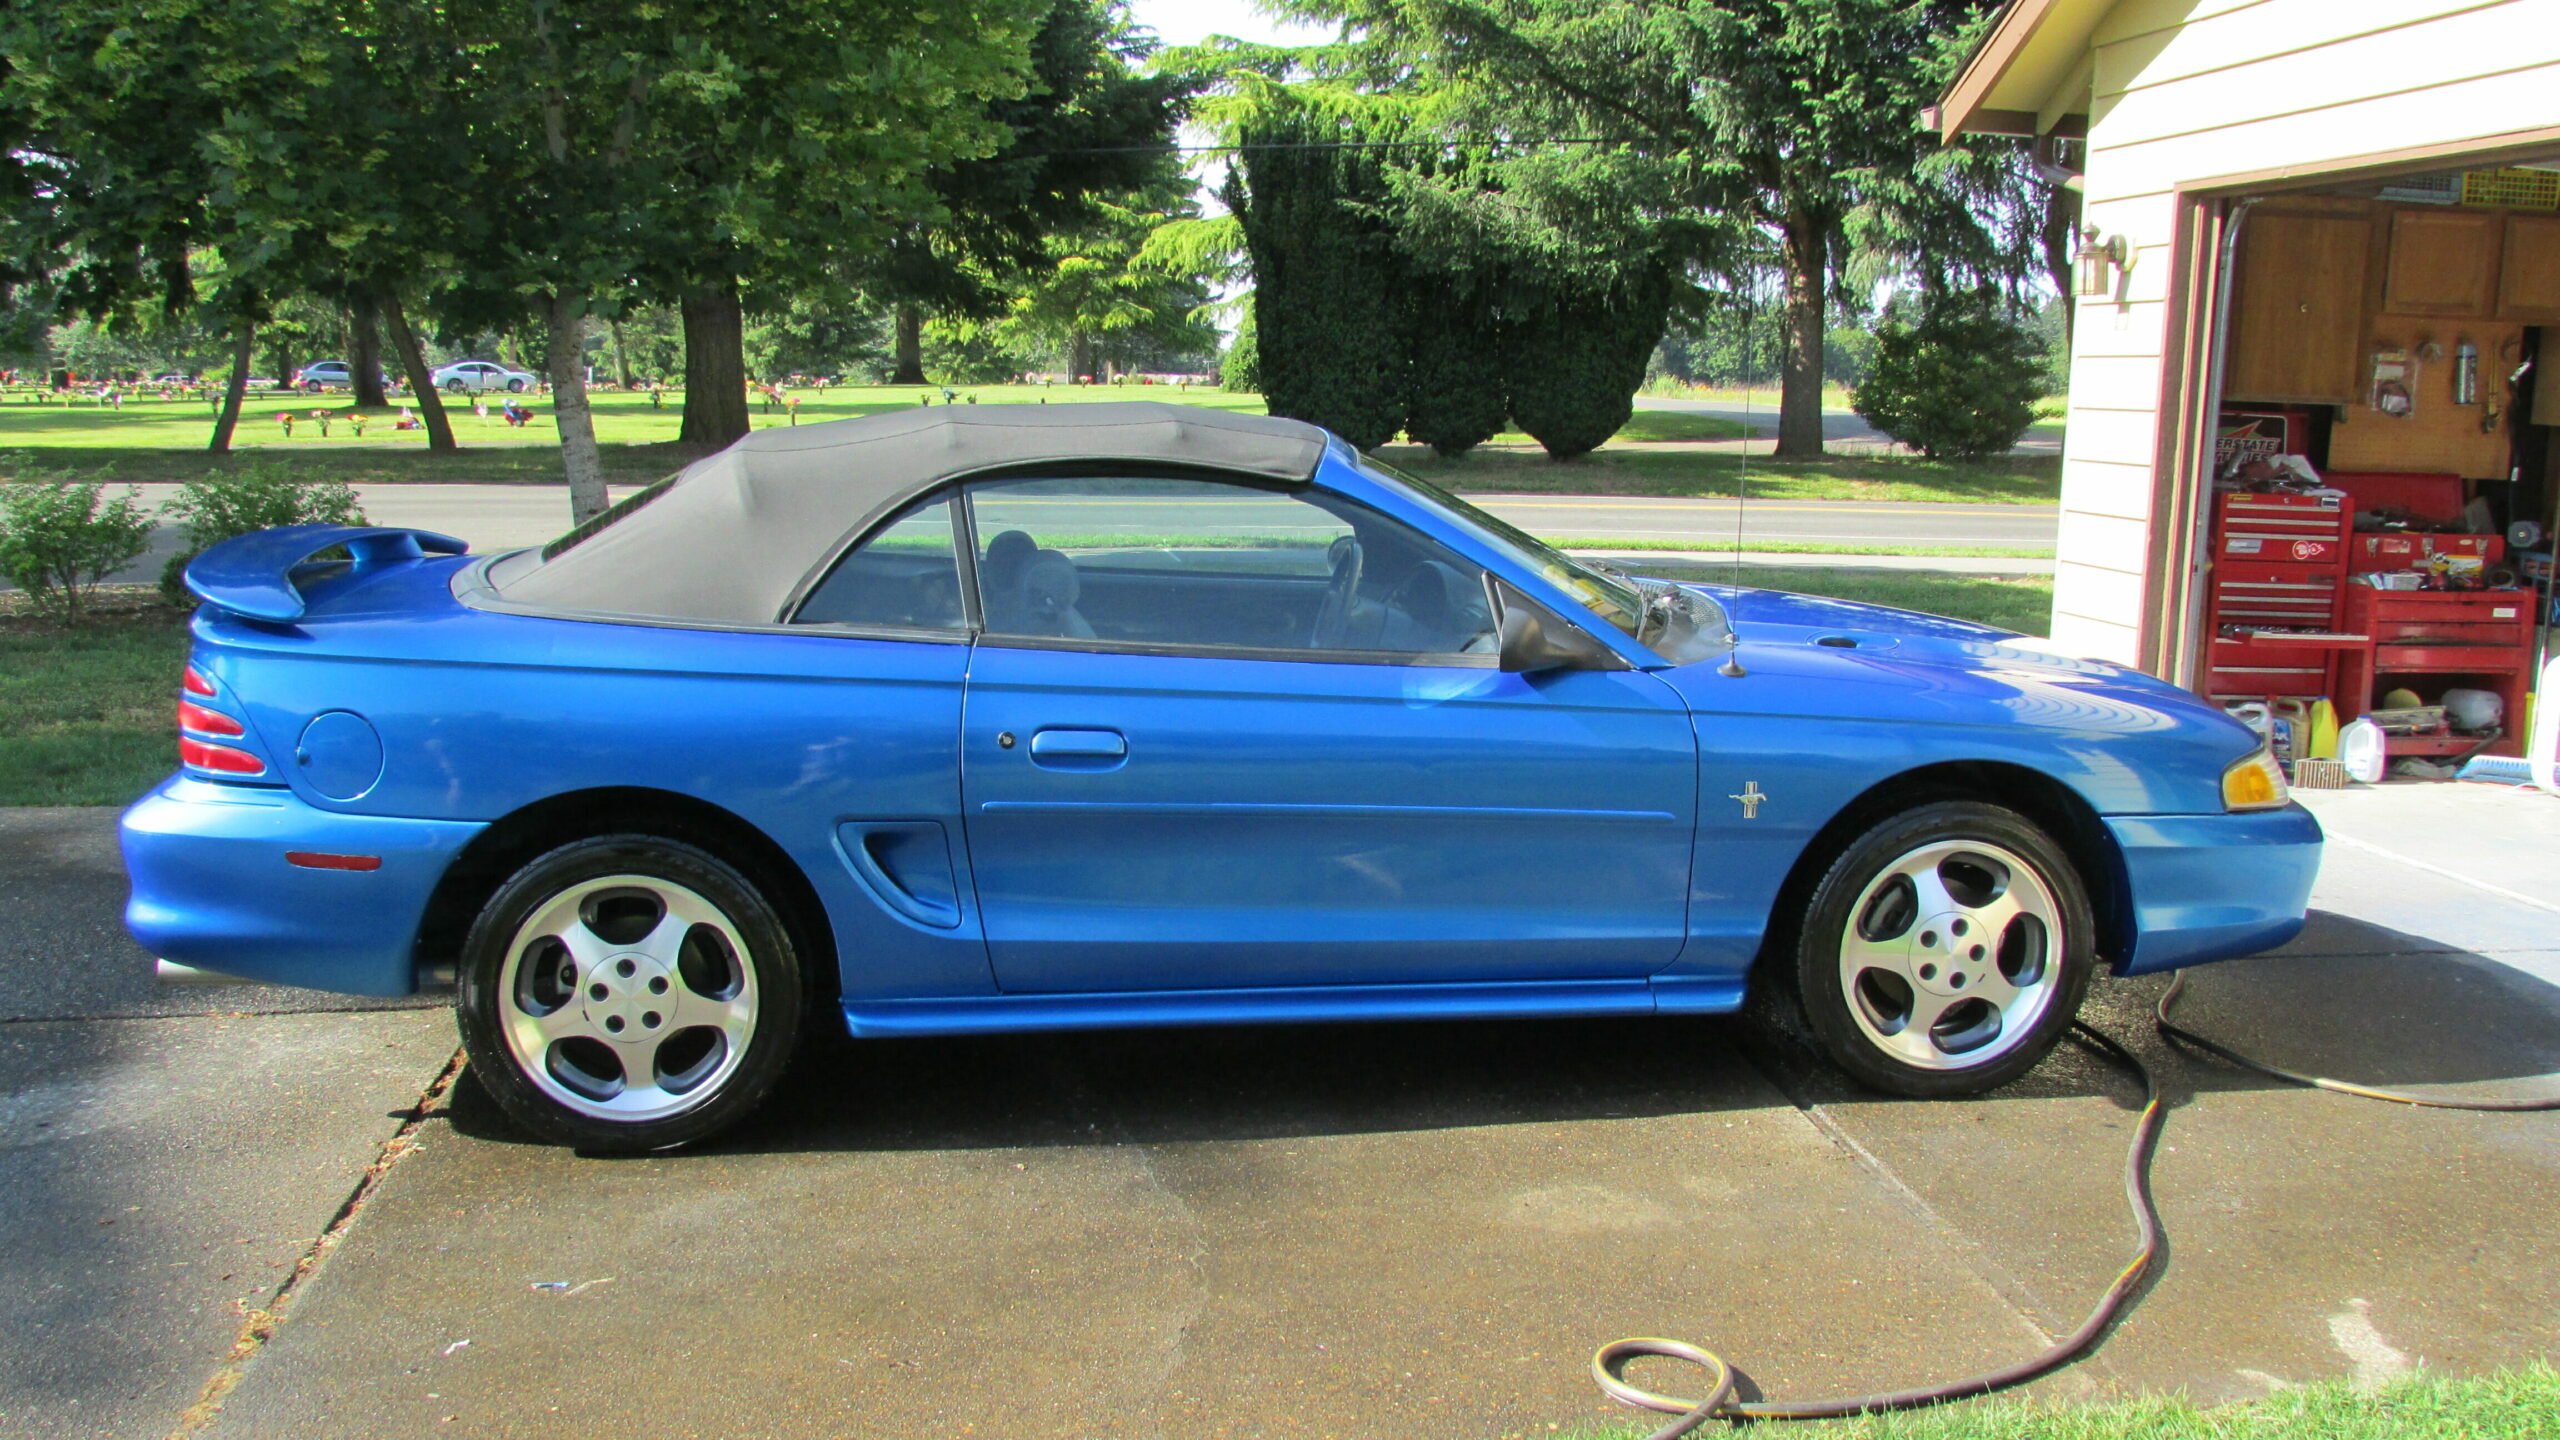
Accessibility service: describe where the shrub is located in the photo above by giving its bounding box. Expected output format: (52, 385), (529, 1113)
(1852, 290), (2047, 460)
(1504, 278), (1671, 461)
(1218, 308), (1260, 393)
(159, 463), (366, 605)
(1402, 275), (1508, 458)
(0, 471), (157, 623)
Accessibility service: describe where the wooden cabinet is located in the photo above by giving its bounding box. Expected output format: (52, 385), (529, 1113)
(2499, 213), (2560, 322)
(2383, 208), (2501, 316)
(2225, 207), (2371, 405)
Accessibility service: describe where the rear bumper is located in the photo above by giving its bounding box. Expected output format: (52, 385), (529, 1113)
(2107, 805), (2322, 976)
(121, 777), (484, 996)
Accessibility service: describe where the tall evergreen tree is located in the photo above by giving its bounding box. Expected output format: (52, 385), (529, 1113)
(1284, 0), (1996, 458)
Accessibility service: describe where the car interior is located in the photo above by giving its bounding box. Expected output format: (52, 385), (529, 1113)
(794, 482), (1499, 657)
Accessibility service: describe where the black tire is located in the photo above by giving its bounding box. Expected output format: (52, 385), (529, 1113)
(506, 378), (526, 392)
(1783, 801), (2096, 1098)
(454, 834), (804, 1151)
(444, 378), (467, 393)
(301, 380), (322, 394)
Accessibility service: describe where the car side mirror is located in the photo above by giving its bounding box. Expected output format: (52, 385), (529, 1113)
(1489, 576), (1630, 674)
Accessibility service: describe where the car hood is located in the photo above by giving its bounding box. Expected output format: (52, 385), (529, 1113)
(1663, 583), (2261, 776)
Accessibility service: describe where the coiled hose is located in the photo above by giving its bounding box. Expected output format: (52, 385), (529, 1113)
(1593, 1020), (2167, 1434)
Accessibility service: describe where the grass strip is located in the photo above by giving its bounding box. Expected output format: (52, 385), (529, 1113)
(1561, 1364), (2560, 1440)
(1548, 537), (2056, 560)
(0, 606), (192, 806)
(0, 385), (2059, 506)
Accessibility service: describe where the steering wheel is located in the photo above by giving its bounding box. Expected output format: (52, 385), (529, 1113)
(1311, 535), (1363, 648)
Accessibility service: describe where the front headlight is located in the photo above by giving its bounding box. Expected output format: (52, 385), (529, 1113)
(2222, 744), (2291, 811)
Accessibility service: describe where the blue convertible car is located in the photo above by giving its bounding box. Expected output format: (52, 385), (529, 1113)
(123, 404), (2320, 1149)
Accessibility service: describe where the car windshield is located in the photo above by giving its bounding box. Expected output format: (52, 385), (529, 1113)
(1357, 456), (1731, 664)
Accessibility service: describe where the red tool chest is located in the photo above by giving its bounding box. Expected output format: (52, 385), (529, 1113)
(2337, 586), (2537, 758)
(2204, 490), (2352, 701)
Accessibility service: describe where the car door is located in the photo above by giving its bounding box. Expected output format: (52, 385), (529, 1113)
(956, 473), (1698, 993)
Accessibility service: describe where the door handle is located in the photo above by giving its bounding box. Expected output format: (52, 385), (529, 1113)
(1027, 727), (1128, 767)
(1028, 728), (1127, 758)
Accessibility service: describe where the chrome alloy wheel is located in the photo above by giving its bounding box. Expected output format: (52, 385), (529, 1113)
(497, 874), (759, 1122)
(1836, 839), (2063, 1071)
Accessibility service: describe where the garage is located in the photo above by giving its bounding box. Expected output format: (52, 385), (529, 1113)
(1934, 0), (2560, 772)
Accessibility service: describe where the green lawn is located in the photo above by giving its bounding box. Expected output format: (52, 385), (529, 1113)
(0, 602), (190, 806)
(1642, 564), (2056, 636)
(1565, 1366), (2560, 1440)
(0, 382), (2059, 505)
(1380, 444), (2062, 504)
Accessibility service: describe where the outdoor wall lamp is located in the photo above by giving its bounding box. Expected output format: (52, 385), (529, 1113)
(2075, 226), (2130, 298)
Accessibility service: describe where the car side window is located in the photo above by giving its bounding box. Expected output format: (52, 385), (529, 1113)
(793, 496), (968, 632)
(964, 476), (1497, 658)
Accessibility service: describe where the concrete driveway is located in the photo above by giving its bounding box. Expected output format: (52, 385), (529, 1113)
(2, 783), (2554, 1439)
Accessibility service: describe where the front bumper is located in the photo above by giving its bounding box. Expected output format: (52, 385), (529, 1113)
(2106, 804), (2322, 975)
(121, 777), (486, 996)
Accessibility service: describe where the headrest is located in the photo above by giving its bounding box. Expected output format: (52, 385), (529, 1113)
(1021, 550), (1080, 612)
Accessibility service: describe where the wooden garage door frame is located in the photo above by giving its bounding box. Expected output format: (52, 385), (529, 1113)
(2138, 124), (2560, 685)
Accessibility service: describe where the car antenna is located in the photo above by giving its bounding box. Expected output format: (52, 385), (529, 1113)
(1717, 381), (1749, 677)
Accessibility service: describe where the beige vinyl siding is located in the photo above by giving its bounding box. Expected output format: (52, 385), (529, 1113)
(2043, 0), (2560, 662)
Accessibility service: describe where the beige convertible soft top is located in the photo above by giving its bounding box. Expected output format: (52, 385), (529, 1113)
(467, 402), (1331, 628)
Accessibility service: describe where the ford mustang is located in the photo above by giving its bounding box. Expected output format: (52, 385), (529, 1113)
(122, 403), (2321, 1149)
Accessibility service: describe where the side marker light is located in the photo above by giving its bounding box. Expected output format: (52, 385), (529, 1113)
(286, 851), (384, 872)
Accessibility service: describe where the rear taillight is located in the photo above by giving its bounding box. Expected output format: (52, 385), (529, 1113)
(177, 699), (244, 737)
(179, 736), (266, 775)
(176, 661), (270, 778)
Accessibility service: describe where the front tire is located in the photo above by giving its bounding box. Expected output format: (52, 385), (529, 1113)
(455, 835), (804, 1151)
(444, 378), (467, 393)
(1786, 801), (2095, 1097)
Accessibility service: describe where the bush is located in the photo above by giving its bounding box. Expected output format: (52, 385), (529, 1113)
(1505, 279), (1671, 461)
(1217, 308), (1260, 393)
(159, 463), (366, 605)
(1403, 276), (1508, 458)
(1852, 291), (2047, 460)
(0, 471), (157, 623)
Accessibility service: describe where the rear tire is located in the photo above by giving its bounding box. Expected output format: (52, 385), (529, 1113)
(506, 378), (526, 392)
(454, 835), (804, 1151)
(1784, 801), (2096, 1098)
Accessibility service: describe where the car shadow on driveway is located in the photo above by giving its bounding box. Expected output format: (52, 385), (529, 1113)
(445, 908), (2560, 1156)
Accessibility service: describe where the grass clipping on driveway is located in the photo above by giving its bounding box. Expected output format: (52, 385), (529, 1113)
(1570, 1365), (2560, 1439)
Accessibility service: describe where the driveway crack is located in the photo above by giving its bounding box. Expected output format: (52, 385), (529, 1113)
(163, 1045), (466, 1440)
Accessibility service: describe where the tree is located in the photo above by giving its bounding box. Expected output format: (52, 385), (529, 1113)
(425, 0), (1046, 512)
(995, 186), (1220, 380)
(1221, 92), (1415, 449)
(870, 0), (1194, 386)
(1285, 0), (1994, 458)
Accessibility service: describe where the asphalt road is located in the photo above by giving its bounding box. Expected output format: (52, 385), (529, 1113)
(3, 785), (2555, 1437)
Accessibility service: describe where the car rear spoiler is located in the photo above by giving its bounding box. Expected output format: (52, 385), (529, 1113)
(185, 524), (470, 622)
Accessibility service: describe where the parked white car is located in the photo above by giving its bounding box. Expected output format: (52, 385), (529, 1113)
(430, 360), (538, 394)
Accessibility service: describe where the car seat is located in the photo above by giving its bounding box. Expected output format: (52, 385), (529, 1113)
(981, 529), (1096, 638)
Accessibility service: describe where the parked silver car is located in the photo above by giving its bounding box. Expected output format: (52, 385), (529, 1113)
(430, 360), (537, 394)
(295, 361), (389, 393)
